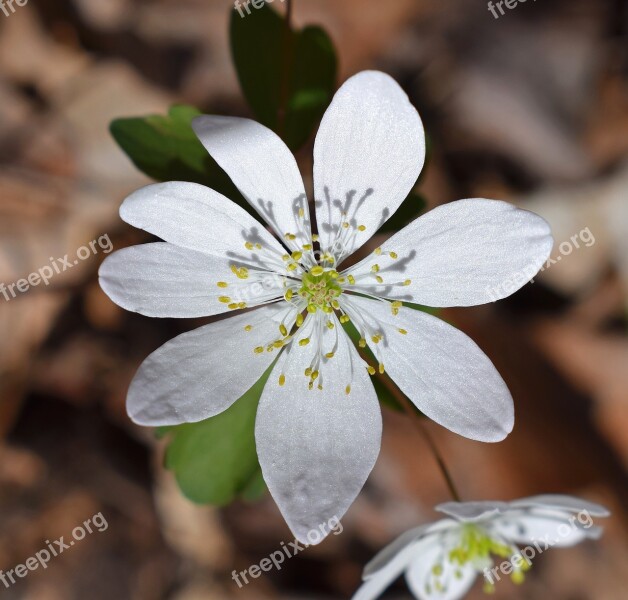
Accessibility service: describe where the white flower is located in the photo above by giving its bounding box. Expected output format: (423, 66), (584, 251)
(99, 71), (553, 544)
(353, 495), (610, 600)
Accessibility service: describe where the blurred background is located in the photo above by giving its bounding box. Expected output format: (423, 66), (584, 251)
(0, 0), (627, 598)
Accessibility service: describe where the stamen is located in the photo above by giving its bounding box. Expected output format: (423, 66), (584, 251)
(217, 282), (228, 288)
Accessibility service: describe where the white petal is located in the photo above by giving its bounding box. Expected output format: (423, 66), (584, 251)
(489, 513), (599, 548)
(342, 296), (513, 442)
(314, 71), (425, 262)
(127, 303), (293, 426)
(99, 243), (285, 318)
(353, 538), (433, 600)
(509, 495), (610, 517)
(364, 520), (456, 577)
(192, 116), (312, 253)
(435, 501), (508, 523)
(406, 544), (477, 600)
(344, 199), (553, 307)
(255, 314), (382, 544)
(119, 181), (286, 263)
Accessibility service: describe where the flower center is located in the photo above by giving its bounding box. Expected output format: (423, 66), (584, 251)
(298, 267), (342, 314)
(425, 525), (530, 596)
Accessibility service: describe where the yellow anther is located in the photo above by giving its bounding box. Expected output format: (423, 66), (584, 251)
(217, 282), (228, 288)
(255, 243), (262, 250)
(282, 254), (290, 261)
(273, 340), (284, 348)
(342, 222), (349, 229)
(337, 276), (346, 284)
(298, 208), (304, 218)
(374, 247), (382, 256)
(230, 265), (249, 279)
(325, 352), (335, 359)
(371, 264), (380, 273)
(279, 324), (288, 336)
(311, 370), (319, 381)
(375, 275), (383, 284)
(367, 365), (376, 375)
(358, 225), (366, 232)
(287, 263), (298, 271)
(404, 279), (412, 286)
(326, 320), (335, 329)
(307, 304), (317, 313)
(291, 251), (303, 261)
(312, 234), (319, 241)
(318, 383), (323, 390)
(329, 270), (339, 279)
(392, 301), (402, 309)
(511, 571), (525, 585)
(398, 328), (408, 335)
(359, 338), (367, 348)
(285, 233), (296, 241)
(303, 244), (312, 251)
(299, 338), (310, 346)
(254, 346), (264, 354)
(389, 251), (398, 259)
(379, 363), (385, 374)
(244, 325), (253, 331)
(371, 335), (382, 344)
(331, 300), (340, 310)
(238, 302), (247, 309)
(322, 305), (333, 314)
(279, 374), (286, 386)
(310, 266), (324, 277)
(219, 296), (231, 303)
(285, 289), (293, 301)
(345, 385), (351, 395)
(296, 313), (304, 327)
(305, 367), (312, 377)
(347, 275), (356, 285)
(245, 241), (254, 250)
(391, 300), (402, 316)
(228, 303), (239, 310)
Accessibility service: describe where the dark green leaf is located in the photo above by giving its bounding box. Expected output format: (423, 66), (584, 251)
(162, 366), (272, 506)
(230, 3), (337, 150)
(110, 105), (248, 211)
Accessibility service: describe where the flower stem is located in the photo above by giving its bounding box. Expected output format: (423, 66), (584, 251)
(375, 371), (463, 503)
(278, 0), (293, 141)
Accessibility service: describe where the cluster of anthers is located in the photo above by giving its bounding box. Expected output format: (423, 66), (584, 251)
(427, 524), (528, 597)
(213, 209), (412, 392)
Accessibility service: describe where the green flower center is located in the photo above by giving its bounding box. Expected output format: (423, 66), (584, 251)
(298, 267), (343, 314)
(425, 525), (531, 597)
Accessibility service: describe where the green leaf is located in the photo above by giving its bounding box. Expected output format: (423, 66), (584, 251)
(110, 105), (248, 210)
(162, 366), (272, 506)
(230, 3), (337, 150)
(379, 192), (427, 233)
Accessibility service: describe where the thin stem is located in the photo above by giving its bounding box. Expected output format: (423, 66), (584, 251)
(278, 0), (293, 141)
(373, 368), (462, 503)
